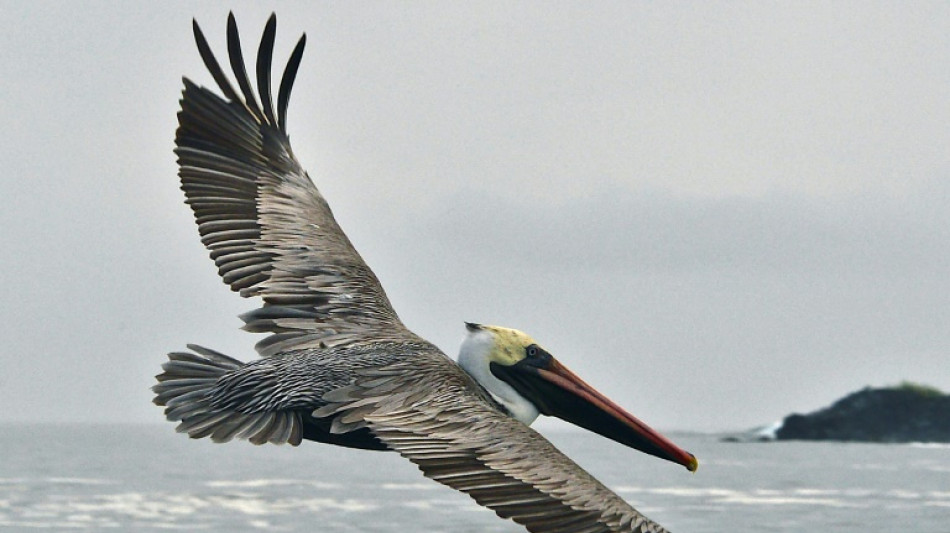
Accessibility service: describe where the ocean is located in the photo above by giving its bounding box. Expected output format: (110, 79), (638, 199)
(1, 424), (947, 532)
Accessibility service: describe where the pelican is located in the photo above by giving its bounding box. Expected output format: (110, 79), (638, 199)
(154, 13), (697, 533)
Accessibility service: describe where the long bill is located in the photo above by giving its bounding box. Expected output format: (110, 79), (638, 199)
(491, 355), (698, 472)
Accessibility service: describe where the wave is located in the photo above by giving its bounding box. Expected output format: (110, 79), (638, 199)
(0, 490), (380, 530)
(624, 486), (855, 506)
(205, 495), (376, 514)
(615, 485), (950, 509)
(2, 484), (948, 530)
(46, 477), (116, 485)
(907, 442), (950, 450)
(380, 482), (438, 491)
(205, 479), (340, 490)
(924, 500), (950, 508)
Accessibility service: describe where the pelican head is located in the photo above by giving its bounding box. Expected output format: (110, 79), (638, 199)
(458, 322), (698, 472)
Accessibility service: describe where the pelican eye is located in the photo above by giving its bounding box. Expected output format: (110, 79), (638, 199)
(526, 345), (539, 358)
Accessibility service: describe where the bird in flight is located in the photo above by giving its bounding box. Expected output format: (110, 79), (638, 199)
(153, 13), (697, 533)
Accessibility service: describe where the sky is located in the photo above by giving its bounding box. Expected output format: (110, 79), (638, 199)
(1, 2), (947, 433)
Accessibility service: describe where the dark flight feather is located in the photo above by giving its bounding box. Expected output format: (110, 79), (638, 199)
(226, 12), (265, 124)
(256, 14), (278, 126)
(277, 34), (306, 133)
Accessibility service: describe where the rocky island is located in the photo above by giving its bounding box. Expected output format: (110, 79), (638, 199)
(773, 382), (950, 443)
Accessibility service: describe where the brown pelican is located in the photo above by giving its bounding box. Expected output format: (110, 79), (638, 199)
(153, 13), (698, 533)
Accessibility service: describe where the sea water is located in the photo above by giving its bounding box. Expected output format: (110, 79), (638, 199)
(1, 424), (947, 532)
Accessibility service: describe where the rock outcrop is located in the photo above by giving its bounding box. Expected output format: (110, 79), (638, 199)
(775, 383), (950, 442)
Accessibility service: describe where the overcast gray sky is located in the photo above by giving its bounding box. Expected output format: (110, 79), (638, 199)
(1, 2), (947, 432)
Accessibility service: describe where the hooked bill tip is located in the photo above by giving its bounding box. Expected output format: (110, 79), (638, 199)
(465, 322), (482, 332)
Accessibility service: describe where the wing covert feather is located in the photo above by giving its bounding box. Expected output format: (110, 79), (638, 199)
(177, 14), (413, 355)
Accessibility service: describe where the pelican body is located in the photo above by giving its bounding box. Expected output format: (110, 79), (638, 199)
(154, 14), (697, 533)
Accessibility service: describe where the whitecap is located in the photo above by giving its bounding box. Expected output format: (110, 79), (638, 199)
(924, 500), (950, 508)
(887, 489), (921, 499)
(205, 479), (339, 490)
(653, 487), (739, 498)
(42, 492), (203, 520)
(712, 494), (856, 507)
(380, 483), (437, 491)
(402, 500), (434, 510)
(755, 420), (783, 439)
(615, 486), (738, 498)
(793, 488), (841, 496)
(907, 442), (950, 449)
(283, 497), (376, 513)
(45, 477), (115, 486)
(0, 519), (99, 529)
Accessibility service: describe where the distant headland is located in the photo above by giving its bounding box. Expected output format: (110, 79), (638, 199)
(728, 382), (950, 443)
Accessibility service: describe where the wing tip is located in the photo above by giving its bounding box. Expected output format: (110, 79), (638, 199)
(190, 13), (305, 134)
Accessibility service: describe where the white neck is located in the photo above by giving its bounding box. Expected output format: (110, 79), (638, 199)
(457, 330), (540, 425)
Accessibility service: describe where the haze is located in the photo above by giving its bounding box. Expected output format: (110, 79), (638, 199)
(1, 2), (947, 432)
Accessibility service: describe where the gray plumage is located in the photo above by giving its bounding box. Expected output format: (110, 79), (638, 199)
(153, 12), (674, 533)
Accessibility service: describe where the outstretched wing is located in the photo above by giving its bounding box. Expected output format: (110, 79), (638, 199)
(176, 13), (415, 356)
(318, 356), (673, 533)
